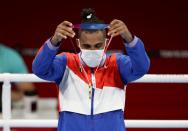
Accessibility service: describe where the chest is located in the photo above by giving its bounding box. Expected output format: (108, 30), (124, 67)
(67, 66), (124, 90)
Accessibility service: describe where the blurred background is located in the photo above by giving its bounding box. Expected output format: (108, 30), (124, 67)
(0, 0), (188, 130)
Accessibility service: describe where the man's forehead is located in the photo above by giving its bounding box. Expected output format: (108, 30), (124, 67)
(80, 31), (105, 42)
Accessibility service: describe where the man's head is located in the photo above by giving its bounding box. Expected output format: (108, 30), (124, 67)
(77, 8), (107, 50)
(76, 8), (110, 68)
(78, 30), (106, 50)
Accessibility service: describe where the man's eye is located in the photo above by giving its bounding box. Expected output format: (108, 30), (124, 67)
(82, 44), (91, 49)
(95, 43), (102, 48)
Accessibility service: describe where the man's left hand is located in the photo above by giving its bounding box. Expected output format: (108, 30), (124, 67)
(108, 19), (133, 43)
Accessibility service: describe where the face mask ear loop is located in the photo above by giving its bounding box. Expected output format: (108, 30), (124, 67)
(95, 35), (113, 73)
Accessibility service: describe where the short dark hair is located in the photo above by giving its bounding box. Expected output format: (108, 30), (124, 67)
(80, 8), (103, 24)
(78, 8), (106, 38)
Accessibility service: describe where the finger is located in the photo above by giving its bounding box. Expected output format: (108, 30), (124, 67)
(111, 30), (125, 38)
(56, 32), (67, 39)
(110, 29), (125, 37)
(57, 22), (74, 36)
(109, 21), (125, 34)
(108, 26), (124, 36)
(109, 19), (120, 26)
(109, 20), (123, 30)
(111, 32), (120, 38)
(62, 21), (73, 27)
(108, 23), (121, 31)
(58, 26), (75, 36)
(58, 29), (75, 38)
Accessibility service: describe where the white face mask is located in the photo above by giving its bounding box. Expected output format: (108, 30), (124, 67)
(77, 38), (109, 68)
(80, 49), (106, 68)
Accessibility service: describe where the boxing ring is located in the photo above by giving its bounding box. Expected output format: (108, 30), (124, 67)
(0, 73), (188, 131)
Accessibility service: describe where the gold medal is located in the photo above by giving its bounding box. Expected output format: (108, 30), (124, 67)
(89, 84), (92, 99)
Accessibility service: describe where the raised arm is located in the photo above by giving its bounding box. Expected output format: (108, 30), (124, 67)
(116, 37), (150, 84)
(108, 19), (150, 84)
(32, 21), (75, 84)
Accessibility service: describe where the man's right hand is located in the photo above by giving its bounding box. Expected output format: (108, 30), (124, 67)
(51, 21), (75, 46)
